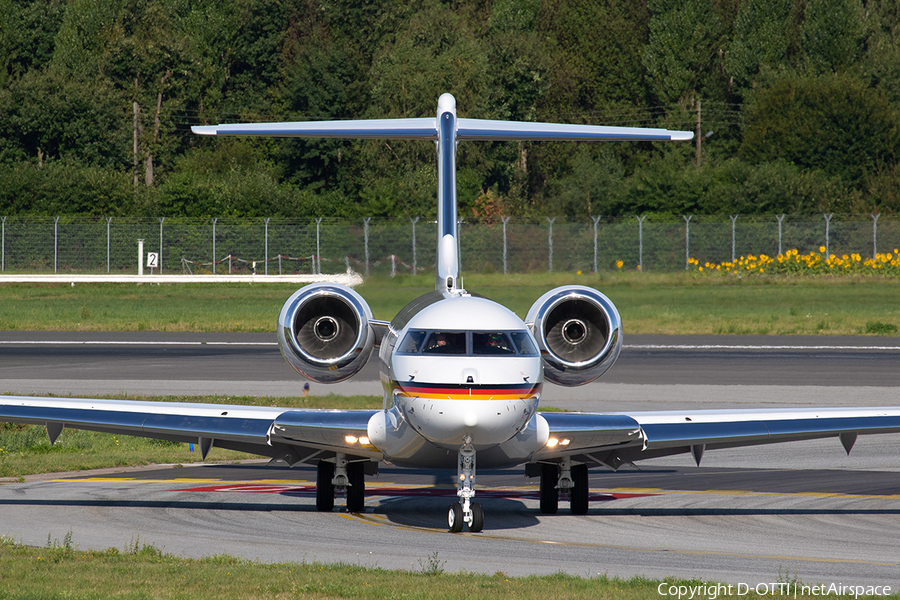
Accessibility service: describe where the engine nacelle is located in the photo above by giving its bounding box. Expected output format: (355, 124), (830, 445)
(525, 285), (622, 386)
(277, 283), (375, 383)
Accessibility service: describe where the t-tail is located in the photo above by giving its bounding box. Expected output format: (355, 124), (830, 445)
(193, 93), (693, 292)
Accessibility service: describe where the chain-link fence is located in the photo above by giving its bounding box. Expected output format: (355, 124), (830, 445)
(1, 215), (898, 276)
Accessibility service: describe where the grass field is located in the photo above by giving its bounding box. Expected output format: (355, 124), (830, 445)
(0, 272), (899, 335)
(3, 534), (845, 600)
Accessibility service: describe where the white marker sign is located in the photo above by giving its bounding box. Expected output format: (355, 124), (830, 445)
(147, 252), (159, 269)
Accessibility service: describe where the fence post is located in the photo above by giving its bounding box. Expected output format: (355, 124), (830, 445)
(683, 215), (692, 270)
(138, 239), (144, 276)
(315, 217), (323, 275)
(278, 254), (282, 275)
(410, 217), (419, 275)
(729, 215), (738, 263)
(501, 216), (510, 275)
(591, 215), (601, 273)
(546, 217), (555, 273)
(264, 218), (270, 275)
(824, 213), (834, 257)
(212, 218), (218, 274)
(1, 216), (5, 272)
(391, 254), (396, 278)
(105, 217), (112, 273)
(54, 216), (60, 274)
(158, 217), (165, 274)
(871, 213), (880, 259)
(229, 254), (232, 274)
(776, 214), (786, 255)
(363, 217), (371, 277)
(637, 215), (646, 271)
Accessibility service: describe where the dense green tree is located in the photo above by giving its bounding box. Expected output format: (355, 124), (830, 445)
(739, 73), (899, 182)
(643, 0), (726, 105)
(0, 68), (130, 167)
(2, 0), (900, 218)
(725, 0), (793, 91)
(801, 0), (864, 74)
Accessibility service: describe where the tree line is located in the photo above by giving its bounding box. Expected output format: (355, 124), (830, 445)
(1, 0), (899, 220)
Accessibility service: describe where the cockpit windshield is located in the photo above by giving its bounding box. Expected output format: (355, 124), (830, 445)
(472, 332), (514, 355)
(397, 330), (538, 356)
(422, 331), (467, 355)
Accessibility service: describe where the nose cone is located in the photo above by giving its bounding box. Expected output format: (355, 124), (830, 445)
(463, 411), (478, 428)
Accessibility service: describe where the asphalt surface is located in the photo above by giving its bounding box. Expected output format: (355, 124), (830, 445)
(1, 331), (900, 586)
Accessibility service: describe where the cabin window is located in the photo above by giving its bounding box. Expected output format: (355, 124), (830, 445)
(472, 332), (515, 355)
(422, 331), (467, 355)
(397, 330), (428, 354)
(510, 331), (539, 355)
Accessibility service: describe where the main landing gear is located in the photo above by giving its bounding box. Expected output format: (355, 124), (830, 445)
(315, 453), (367, 513)
(448, 436), (484, 533)
(539, 457), (589, 515)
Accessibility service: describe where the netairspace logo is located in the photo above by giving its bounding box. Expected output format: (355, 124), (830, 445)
(657, 582), (893, 599)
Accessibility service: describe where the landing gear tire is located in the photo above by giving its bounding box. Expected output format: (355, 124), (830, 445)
(470, 503), (484, 533)
(570, 463), (589, 515)
(316, 461), (335, 512)
(346, 461), (365, 513)
(448, 502), (464, 533)
(539, 463), (559, 515)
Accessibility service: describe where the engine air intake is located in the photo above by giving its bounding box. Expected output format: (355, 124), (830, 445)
(278, 283), (375, 383)
(526, 285), (622, 386)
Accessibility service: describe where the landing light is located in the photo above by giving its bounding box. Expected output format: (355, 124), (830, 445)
(344, 435), (371, 446)
(546, 438), (571, 448)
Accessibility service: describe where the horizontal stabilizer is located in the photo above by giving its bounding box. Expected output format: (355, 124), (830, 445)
(191, 118), (438, 140)
(457, 118), (693, 142)
(192, 117), (693, 142)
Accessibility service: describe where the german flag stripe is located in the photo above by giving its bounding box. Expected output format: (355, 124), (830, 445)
(392, 380), (540, 400)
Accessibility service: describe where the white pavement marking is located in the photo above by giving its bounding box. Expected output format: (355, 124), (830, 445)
(0, 273), (362, 285)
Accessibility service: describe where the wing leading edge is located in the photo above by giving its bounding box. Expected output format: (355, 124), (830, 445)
(0, 396), (377, 464)
(4, 397), (899, 472)
(539, 407), (900, 469)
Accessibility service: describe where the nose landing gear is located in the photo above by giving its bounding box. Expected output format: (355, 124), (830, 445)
(448, 436), (484, 533)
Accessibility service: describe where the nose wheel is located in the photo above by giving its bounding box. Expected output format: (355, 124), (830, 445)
(448, 436), (484, 532)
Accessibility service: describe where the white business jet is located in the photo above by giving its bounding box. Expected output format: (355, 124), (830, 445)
(3, 94), (900, 533)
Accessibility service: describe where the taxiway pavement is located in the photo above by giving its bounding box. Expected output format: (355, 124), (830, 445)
(1, 332), (899, 585)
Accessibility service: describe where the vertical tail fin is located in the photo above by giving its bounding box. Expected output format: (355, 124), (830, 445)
(191, 95), (692, 291)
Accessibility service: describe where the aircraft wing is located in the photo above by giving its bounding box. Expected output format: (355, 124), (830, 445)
(0, 396), (380, 463)
(537, 407), (900, 468)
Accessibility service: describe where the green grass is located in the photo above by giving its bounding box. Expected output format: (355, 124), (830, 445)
(2, 535), (888, 600)
(1, 272), (899, 335)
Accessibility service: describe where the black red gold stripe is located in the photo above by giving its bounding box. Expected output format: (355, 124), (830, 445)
(392, 380), (541, 400)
